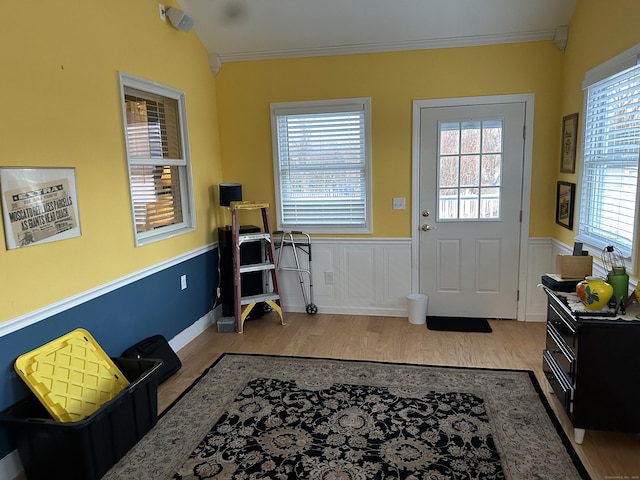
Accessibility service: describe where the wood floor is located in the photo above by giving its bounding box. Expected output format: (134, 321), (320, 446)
(158, 312), (639, 480)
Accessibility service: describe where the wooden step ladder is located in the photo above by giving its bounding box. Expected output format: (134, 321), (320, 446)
(230, 201), (285, 333)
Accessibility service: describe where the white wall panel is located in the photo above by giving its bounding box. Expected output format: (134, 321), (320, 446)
(278, 238), (411, 316)
(311, 244), (338, 300)
(525, 238), (554, 321)
(277, 236), (569, 321)
(345, 247), (376, 302)
(384, 248), (412, 303)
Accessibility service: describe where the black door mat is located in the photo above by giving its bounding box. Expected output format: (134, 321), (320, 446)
(426, 316), (492, 333)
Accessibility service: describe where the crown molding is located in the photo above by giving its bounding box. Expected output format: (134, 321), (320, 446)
(553, 26), (569, 52)
(218, 29), (555, 63)
(209, 53), (222, 76)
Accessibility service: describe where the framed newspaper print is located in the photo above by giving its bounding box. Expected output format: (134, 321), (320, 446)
(0, 167), (81, 249)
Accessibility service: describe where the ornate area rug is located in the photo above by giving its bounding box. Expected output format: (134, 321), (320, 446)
(104, 354), (590, 480)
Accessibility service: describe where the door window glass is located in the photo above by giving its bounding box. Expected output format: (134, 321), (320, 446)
(438, 119), (503, 220)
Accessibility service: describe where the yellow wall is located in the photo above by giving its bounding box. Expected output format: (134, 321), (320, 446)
(215, 42), (564, 237)
(0, 1), (223, 323)
(556, 0), (640, 250)
(6, 1), (634, 325)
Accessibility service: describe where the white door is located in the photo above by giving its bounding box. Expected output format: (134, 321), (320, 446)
(419, 102), (525, 319)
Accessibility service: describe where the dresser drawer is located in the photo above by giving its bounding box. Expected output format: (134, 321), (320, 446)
(547, 298), (576, 350)
(543, 350), (574, 411)
(546, 322), (575, 381)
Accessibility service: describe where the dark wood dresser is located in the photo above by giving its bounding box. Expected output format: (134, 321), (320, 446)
(542, 287), (640, 444)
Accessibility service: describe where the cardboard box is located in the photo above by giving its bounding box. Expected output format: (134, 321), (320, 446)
(555, 254), (593, 279)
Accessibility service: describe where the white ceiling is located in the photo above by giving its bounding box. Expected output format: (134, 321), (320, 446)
(177, 0), (577, 64)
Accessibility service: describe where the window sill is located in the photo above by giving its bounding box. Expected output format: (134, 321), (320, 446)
(135, 225), (195, 247)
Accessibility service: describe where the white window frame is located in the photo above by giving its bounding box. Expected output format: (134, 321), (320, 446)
(118, 72), (195, 246)
(576, 45), (640, 273)
(270, 98), (372, 234)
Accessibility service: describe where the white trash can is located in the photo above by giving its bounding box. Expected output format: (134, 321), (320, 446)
(406, 293), (428, 325)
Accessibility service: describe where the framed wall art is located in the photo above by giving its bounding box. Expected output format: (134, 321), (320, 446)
(560, 113), (578, 173)
(0, 167), (81, 249)
(555, 181), (576, 230)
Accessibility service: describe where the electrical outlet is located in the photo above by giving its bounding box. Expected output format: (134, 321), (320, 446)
(180, 274), (187, 290)
(159, 3), (166, 21)
(392, 197), (406, 210)
(324, 271), (334, 285)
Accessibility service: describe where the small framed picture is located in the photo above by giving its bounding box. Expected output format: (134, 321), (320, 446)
(560, 113), (578, 173)
(556, 181), (576, 230)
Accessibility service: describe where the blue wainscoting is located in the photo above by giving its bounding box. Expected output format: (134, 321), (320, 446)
(0, 246), (218, 460)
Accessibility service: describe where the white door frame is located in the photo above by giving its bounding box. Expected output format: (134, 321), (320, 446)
(411, 94), (535, 321)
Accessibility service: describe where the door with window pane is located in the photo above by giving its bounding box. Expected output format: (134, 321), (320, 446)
(419, 103), (525, 319)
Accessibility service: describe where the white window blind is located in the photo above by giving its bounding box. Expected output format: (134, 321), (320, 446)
(120, 73), (195, 246)
(271, 99), (371, 233)
(125, 92), (184, 233)
(577, 60), (640, 262)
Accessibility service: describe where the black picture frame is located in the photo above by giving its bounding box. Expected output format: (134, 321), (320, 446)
(560, 113), (578, 173)
(556, 181), (576, 230)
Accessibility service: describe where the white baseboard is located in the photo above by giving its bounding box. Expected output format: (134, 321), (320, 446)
(168, 308), (218, 353)
(284, 304), (407, 317)
(523, 314), (547, 322)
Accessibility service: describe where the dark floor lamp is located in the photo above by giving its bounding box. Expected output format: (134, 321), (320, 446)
(219, 182), (242, 226)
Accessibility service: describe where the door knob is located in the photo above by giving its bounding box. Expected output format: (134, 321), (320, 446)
(421, 210), (430, 217)
(421, 224), (431, 231)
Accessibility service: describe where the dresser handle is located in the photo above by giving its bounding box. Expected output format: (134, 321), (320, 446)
(547, 324), (576, 363)
(549, 303), (576, 333)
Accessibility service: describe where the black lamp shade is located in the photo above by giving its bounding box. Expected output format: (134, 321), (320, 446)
(219, 183), (242, 207)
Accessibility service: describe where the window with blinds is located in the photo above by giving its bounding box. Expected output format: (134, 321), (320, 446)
(270, 98), (372, 233)
(119, 73), (194, 246)
(577, 49), (640, 269)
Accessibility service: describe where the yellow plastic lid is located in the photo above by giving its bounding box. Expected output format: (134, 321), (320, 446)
(14, 328), (129, 422)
